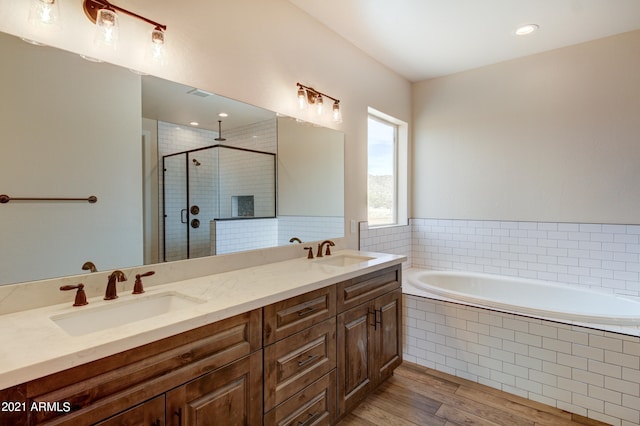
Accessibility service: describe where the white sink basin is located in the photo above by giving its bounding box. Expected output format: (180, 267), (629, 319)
(51, 292), (205, 336)
(313, 254), (375, 267)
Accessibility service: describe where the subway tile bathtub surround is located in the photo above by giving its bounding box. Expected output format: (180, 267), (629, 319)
(411, 219), (640, 298)
(403, 294), (640, 426)
(359, 222), (412, 267)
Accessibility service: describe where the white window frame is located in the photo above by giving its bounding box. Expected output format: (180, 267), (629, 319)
(367, 107), (408, 228)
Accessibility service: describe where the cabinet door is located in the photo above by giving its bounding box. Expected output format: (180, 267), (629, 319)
(94, 395), (165, 426)
(166, 352), (262, 426)
(336, 301), (375, 416)
(373, 288), (402, 385)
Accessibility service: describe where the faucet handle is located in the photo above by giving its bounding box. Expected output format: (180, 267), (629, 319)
(60, 283), (88, 307)
(304, 247), (314, 259)
(133, 271), (155, 294)
(324, 240), (335, 256)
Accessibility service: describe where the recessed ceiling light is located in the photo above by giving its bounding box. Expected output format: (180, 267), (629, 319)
(218, 112), (228, 117)
(515, 24), (539, 36)
(189, 121), (199, 126)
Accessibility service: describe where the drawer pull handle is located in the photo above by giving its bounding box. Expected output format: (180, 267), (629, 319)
(297, 306), (317, 317)
(174, 408), (182, 426)
(298, 354), (319, 367)
(299, 412), (318, 426)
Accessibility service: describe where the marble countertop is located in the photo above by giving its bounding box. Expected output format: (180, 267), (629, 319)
(0, 250), (405, 390)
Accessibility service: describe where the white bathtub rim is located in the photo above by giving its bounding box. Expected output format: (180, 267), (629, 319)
(404, 268), (640, 330)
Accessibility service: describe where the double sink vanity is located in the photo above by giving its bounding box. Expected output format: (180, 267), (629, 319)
(0, 249), (405, 425)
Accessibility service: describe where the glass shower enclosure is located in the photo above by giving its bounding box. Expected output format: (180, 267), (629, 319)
(162, 145), (276, 262)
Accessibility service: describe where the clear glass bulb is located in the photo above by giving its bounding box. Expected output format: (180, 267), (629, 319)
(147, 28), (166, 65)
(297, 87), (306, 110)
(28, 0), (60, 29)
(315, 94), (324, 115)
(332, 102), (342, 123)
(94, 8), (119, 48)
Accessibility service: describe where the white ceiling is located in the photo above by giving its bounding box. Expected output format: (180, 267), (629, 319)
(288, 0), (640, 82)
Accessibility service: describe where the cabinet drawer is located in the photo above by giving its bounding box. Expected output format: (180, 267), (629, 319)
(94, 395), (165, 426)
(264, 318), (336, 411)
(264, 370), (336, 426)
(24, 309), (262, 425)
(337, 265), (400, 313)
(264, 286), (336, 345)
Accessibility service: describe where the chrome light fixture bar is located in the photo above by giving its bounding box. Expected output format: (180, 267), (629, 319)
(296, 82), (342, 123)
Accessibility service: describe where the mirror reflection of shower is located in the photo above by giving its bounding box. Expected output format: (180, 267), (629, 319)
(215, 120), (226, 141)
(192, 158), (201, 166)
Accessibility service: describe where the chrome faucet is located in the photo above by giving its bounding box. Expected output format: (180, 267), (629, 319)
(316, 240), (335, 257)
(105, 270), (127, 300)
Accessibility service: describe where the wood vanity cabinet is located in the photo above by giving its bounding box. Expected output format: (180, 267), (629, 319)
(10, 309), (262, 426)
(93, 395), (165, 426)
(263, 286), (337, 425)
(263, 264), (402, 425)
(165, 351), (263, 426)
(1, 262), (403, 426)
(336, 267), (402, 417)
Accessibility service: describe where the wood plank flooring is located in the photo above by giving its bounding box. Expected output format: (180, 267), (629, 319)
(337, 362), (609, 426)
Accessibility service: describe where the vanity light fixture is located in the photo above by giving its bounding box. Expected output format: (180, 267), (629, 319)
(83, 0), (167, 56)
(296, 82), (342, 123)
(515, 24), (539, 36)
(28, 0), (60, 29)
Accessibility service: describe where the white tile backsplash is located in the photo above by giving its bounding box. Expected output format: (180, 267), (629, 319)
(412, 219), (640, 298)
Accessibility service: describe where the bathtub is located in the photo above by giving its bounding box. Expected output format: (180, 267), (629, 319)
(404, 269), (640, 327)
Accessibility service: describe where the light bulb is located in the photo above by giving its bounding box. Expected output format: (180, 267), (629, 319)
(94, 8), (119, 48)
(147, 28), (166, 65)
(28, 0), (60, 29)
(297, 87), (306, 110)
(315, 94), (324, 115)
(332, 101), (342, 123)
(515, 24), (539, 36)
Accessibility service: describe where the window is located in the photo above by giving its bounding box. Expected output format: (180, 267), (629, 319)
(367, 109), (407, 227)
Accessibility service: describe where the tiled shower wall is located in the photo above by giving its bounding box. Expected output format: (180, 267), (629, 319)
(158, 119), (277, 260)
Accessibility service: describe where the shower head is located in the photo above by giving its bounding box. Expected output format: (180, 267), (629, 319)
(192, 158), (201, 166)
(215, 120), (226, 141)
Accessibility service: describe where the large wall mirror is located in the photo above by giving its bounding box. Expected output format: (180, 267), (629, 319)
(0, 31), (344, 286)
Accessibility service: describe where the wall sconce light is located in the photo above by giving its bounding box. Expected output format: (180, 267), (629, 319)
(29, 0), (60, 29)
(83, 0), (167, 58)
(296, 83), (342, 123)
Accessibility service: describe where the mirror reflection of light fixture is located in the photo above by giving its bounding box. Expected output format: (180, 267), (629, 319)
(296, 82), (342, 123)
(83, 0), (167, 58)
(28, 0), (60, 29)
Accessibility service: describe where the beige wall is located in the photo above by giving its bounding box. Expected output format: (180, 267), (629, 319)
(412, 30), (640, 224)
(0, 34), (143, 284)
(0, 0), (412, 251)
(277, 117), (344, 217)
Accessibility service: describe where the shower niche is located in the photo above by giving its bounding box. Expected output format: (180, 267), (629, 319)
(162, 144), (276, 262)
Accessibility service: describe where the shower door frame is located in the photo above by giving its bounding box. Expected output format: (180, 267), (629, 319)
(162, 144), (277, 262)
